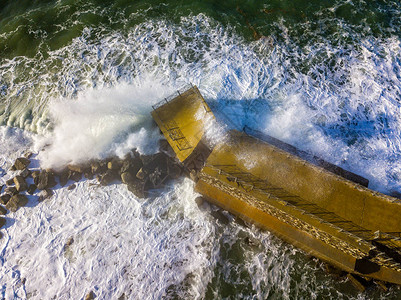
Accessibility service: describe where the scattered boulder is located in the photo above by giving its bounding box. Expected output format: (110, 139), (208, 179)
(14, 176), (28, 192)
(24, 151), (33, 159)
(167, 161), (182, 180)
(32, 170), (40, 185)
(57, 168), (69, 187)
(190, 170), (199, 182)
(85, 291), (95, 300)
(27, 184), (37, 195)
(6, 194), (28, 212)
(121, 172), (136, 185)
(19, 168), (31, 178)
(67, 184), (76, 191)
(0, 194), (11, 205)
(211, 210), (230, 225)
(120, 156), (143, 175)
(100, 170), (118, 186)
(136, 168), (146, 180)
(5, 186), (18, 196)
(38, 189), (54, 202)
(195, 196), (205, 208)
(0, 205), (7, 215)
(37, 170), (57, 190)
(0, 217), (5, 228)
(0, 185), (3, 194)
(127, 179), (146, 198)
(68, 170), (82, 182)
(6, 178), (14, 186)
(84, 172), (93, 179)
(67, 164), (87, 173)
(13, 157), (31, 170)
(107, 158), (121, 170)
(90, 161), (100, 174)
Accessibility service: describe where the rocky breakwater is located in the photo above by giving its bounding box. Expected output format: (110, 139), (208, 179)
(0, 144), (184, 235)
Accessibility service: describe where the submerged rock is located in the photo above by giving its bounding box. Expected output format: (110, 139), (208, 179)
(14, 175), (28, 192)
(13, 157), (31, 170)
(6, 194), (28, 212)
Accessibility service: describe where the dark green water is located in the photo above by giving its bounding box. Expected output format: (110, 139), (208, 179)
(1, 0), (401, 299)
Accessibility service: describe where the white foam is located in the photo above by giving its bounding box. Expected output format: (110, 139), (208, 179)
(35, 82), (172, 169)
(1, 10), (401, 299)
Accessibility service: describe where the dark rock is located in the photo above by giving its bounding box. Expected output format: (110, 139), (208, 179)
(107, 158), (121, 170)
(190, 170), (198, 182)
(167, 161), (182, 180)
(127, 179), (146, 198)
(0, 194), (11, 205)
(68, 170), (82, 182)
(195, 196), (205, 208)
(27, 184), (37, 195)
(148, 167), (165, 188)
(32, 170), (40, 185)
(100, 170), (119, 186)
(159, 139), (176, 157)
(67, 164), (87, 173)
(90, 161), (102, 174)
(0, 205), (7, 215)
(85, 291), (95, 300)
(24, 151), (33, 158)
(19, 168), (31, 178)
(211, 210), (230, 225)
(136, 168), (146, 180)
(6, 194), (28, 212)
(6, 178), (14, 186)
(10, 165), (16, 171)
(37, 170), (57, 190)
(57, 168), (69, 187)
(67, 184), (76, 190)
(5, 186), (18, 196)
(14, 176), (28, 192)
(120, 156), (143, 176)
(38, 189), (54, 202)
(84, 172), (93, 179)
(0, 185), (3, 194)
(0, 217), (5, 228)
(121, 172), (136, 185)
(13, 157), (31, 170)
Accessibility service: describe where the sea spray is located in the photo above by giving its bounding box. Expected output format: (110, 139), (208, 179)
(35, 82), (172, 169)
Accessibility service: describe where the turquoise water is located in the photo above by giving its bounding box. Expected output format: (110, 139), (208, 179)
(1, 0), (401, 298)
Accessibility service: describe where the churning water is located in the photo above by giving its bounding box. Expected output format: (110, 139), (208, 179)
(1, 1), (401, 298)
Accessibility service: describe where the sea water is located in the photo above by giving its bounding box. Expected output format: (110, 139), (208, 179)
(1, 1), (401, 298)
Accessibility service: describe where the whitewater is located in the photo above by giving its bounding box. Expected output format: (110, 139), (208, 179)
(1, 8), (401, 300)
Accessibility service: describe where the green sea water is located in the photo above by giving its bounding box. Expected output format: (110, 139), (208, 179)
(1, 0), (401, 299)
